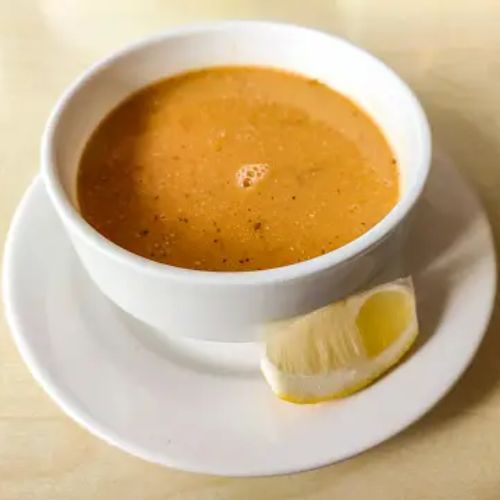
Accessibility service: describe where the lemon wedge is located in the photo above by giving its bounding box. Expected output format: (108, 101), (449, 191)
(260, 277), (418, 404)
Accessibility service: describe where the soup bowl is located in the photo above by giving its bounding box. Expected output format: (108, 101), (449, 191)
(42, 21), (431, 342)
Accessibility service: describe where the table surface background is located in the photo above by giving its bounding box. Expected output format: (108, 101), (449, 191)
(1, 1), (500, 498)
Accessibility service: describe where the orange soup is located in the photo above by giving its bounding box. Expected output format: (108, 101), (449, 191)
(78, 67), (399, 271)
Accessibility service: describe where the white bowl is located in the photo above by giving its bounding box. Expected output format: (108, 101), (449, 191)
(41, 21), (431, 342)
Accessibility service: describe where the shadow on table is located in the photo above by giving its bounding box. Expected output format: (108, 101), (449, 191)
(387, 104), (500, 438)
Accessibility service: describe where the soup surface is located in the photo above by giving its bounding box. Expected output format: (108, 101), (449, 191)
(78, 67), (399, 271)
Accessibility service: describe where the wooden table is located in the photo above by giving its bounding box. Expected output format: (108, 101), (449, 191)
(1, 1), (499, 498)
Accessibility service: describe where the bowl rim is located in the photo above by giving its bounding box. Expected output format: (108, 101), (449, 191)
(41, 20), (431, 286)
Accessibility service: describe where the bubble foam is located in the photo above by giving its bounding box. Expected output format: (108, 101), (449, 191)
(236, 163), (269, 188)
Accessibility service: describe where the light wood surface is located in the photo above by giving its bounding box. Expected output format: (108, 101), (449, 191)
(1, 1), (500, 498)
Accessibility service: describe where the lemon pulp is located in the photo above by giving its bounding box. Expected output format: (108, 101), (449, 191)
(357, 290), (414, 358)
(261, 278), (418, 404)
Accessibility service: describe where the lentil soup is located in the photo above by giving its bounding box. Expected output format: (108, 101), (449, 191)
(77, 67), (399, 271)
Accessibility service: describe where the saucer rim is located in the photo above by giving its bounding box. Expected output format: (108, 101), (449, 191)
(2, 174), (496, 476)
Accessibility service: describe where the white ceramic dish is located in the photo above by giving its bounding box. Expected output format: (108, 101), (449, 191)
(3, 151), (495, 476)
(41, 21), (431, 341)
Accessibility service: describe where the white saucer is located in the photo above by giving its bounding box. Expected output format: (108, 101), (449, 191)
(3, 152), (496, 476)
